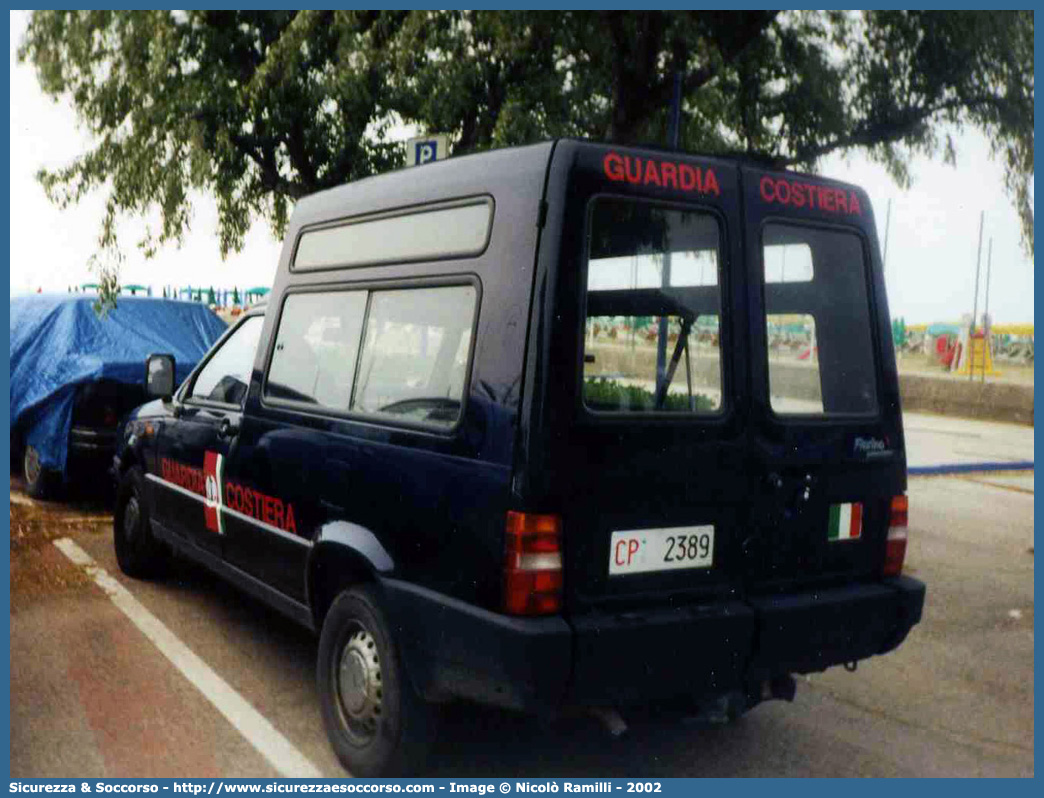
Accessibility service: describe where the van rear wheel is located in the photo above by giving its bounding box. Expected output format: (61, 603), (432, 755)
(317, 585), (432, 776)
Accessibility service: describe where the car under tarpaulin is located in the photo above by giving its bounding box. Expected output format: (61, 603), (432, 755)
(10, 294), (227, 476)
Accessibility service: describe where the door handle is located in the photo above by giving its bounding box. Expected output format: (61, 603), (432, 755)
(219, 417), (240, 439)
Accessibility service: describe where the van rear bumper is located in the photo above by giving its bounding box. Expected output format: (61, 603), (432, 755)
(746, 575), (925, 678)
(382, 575), (925, 712)
(380, 579), (573, 712)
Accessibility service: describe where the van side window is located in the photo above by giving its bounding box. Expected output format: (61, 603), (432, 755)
(293, 199), (492, 271)
(762, 224), (877, 415)
(265, 291), (368, 408)
(352, 285), (477, 427)
(187, 316), (264, 405)
(583, 197), (724, 414)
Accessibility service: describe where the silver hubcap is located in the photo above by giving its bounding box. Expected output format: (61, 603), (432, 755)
(336, 628), (383, 742)
(24, 446), (41, 485)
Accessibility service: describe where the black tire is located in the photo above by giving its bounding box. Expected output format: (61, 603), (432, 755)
(113, 466), (169, 579)
(23, 444), (58, 500)
(317, 585), (433, 776)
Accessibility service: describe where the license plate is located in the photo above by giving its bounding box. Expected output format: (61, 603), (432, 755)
(608, 525), (715, 575)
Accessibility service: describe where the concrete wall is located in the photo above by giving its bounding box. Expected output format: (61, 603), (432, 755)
(766, 362), (1034, 426)
(898, 373), (1033, 426)
(586, 342), (1034, 426)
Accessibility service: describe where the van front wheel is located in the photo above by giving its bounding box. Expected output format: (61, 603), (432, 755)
(114, 466), (169, 578)
(317, 586), (432, 776)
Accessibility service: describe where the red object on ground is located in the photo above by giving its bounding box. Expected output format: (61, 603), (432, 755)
(798, 346), (818, 361)
(936, 335), (957, 367)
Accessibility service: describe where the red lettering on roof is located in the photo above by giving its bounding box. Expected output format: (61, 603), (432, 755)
(679, 163), (697, 191)
(759, 176), (775, 203)
(791, 183), (806, 208)
(757, 175), (863, 216)
(603, 151), (721, 198)
(604, 152), (625, 181)
(625, 157), (641, 184)
(703, 169), (720, 197)
(821, 186), (835, 212)
(643, 159), (661, 186)
(660, 162), (678, 189)
(835, 190), (848, 214)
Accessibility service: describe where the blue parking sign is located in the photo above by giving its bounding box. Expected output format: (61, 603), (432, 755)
(415, 141), (437, 164)
(407, 134), (448, 166)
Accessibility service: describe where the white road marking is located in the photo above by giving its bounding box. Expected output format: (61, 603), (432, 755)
(53, 537), (324, 778)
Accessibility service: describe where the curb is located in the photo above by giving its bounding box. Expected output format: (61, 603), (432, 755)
(909, 461), (1034, 476)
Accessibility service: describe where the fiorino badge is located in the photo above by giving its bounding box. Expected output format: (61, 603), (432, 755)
(828, 502), (862, 542)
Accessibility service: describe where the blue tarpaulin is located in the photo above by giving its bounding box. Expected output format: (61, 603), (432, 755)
(10, 295), (227, 475)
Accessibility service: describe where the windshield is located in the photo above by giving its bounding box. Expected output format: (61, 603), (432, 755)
(582, 197), (723, 414)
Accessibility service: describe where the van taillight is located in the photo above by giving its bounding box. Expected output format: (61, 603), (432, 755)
(883, 495), (908, 577)
(503, 511), (563, 615)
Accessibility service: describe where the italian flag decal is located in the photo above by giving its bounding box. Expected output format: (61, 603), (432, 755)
(828, 502), (862, 542)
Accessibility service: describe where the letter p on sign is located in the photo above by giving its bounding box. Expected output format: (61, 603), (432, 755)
(416, 142), (436, 164)
(407, 134), (449, 166)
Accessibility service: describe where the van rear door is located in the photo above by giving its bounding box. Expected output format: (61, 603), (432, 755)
(738, 167), (905, 593)
(529, 143), (903, 618)
(528, 142), (752, 627)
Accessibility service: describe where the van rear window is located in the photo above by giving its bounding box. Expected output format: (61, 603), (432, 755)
(582, 197), (723, 415)
(763, 224), (878, 415)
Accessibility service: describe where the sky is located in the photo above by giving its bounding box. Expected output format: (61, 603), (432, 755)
(8, 11), (1035, 324)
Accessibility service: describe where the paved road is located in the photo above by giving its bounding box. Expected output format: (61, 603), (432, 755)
(10, 468), (1033, 778)
(904, 411), (1033, 469)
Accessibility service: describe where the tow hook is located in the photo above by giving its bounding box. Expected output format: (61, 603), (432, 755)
(844, 661), (858, 673)
(588, 706), (628, 737)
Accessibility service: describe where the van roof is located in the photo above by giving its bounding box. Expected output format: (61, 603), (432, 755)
(290, 141), (556, 230)
(291, 139), (867, 231)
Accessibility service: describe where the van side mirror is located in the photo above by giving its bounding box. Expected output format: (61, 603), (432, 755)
(146, 354), (176, 400)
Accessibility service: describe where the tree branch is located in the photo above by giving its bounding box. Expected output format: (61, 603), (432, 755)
(284, 115), (317, 192)
(230, 131), (306, 198)
(685, 11), (779, 94)
(782, 95), (1012, 164)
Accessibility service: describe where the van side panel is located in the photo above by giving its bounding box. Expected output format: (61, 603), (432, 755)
(223, 144), (554, 612)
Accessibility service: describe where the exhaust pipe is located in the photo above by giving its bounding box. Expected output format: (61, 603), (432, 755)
(587, 676), (798, 735)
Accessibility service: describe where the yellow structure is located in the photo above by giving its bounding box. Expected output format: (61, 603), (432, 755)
(992, 323), (1034, 337)
(909, 322), (1033, 338)
(955, 333), (999, 376)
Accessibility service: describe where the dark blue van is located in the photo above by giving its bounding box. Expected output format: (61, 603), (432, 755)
(113, 140), (924, 775)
